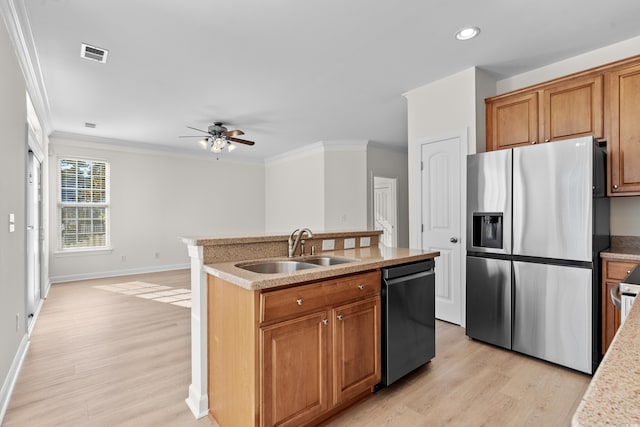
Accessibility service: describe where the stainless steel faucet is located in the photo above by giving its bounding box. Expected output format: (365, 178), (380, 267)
(288, 228), (313, 257)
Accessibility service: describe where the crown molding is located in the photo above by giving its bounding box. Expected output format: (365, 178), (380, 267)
(50, 131), (264, 165)
(265, 140), (369, 166)
(0, 0), (53, 135)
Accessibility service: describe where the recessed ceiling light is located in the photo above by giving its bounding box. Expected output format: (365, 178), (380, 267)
(455, 27), (480, 41)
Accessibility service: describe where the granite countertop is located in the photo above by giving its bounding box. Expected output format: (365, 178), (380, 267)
(572, 281), (640, 426)
(203, 246), (440, 291)
(601, 236), (640, 262)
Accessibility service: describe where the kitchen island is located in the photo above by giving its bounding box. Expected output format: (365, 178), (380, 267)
(181, 230), (439, 426)
(573, 263), (640, 426)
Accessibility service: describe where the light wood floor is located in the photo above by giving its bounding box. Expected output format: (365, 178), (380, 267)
(3, 270), (590, 427)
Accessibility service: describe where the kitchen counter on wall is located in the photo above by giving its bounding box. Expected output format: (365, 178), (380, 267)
(572, 266), (640, 426)
(600, 235), (640, 262)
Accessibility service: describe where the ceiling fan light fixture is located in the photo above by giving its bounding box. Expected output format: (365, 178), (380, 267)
(213, 136), (226, 149)
(455, 26), (480, 41)
(212, 146), (222, 153)
(198, 138), (209, 150)
(227, 142), (236, 152)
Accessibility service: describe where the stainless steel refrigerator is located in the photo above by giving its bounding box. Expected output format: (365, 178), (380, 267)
(465, 136), (609, 374)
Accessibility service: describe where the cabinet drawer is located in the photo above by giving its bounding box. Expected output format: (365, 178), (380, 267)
(605, 260), (639, 281)
(261, 271), (380, 323)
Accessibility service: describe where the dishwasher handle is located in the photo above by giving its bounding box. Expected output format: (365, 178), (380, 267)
(610, 283), (621, 309)
(384, 269), (434, 287)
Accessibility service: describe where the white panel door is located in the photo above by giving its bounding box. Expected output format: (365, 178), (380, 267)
(374, 176), (397, 247)
(421, 136), (463, 325)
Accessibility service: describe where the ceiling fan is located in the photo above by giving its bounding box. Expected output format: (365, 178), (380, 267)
(180, 122), (255, 157)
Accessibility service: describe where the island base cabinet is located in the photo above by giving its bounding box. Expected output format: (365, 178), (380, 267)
(260, 312), (330, 427)
(332, 297), (381, 406)
(208, 271), (381, 427)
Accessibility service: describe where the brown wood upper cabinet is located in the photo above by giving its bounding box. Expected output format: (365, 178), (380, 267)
(486, 91), (539, 150)
(542, 75), (603, 142)
(605, 62), (640, 196)
(486, 74), (603, 152)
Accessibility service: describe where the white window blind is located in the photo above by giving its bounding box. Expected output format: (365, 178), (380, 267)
(58, 158), (110, 250)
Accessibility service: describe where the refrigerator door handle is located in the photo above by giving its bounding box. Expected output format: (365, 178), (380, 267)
(610, 283), (621, 309)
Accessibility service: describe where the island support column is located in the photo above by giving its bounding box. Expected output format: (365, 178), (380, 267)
(185, 244), (209, 418)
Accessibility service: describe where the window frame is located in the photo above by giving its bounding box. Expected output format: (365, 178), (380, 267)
(57, 156), (111, 252)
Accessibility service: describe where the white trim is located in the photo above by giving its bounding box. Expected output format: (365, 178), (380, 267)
(51, 132), (264, 165)
(185, 245), (208, 418)
(367, 141), (408, 154)
(27, 297), (44, 336)
(264, 140), (369, 165)
(411, 128), (468, 327)
(48, 263), (189, 284)
(0, 0), (52, 135)
(0, 334), (29, 425)
(264, 141), (325, 165)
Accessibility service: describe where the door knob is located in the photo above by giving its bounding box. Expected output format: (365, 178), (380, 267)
(450, 237), (458, 243)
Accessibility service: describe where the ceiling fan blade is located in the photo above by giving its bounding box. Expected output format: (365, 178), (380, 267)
(228, 136), (255, 146)
(223, 129), (244, 137)
(186, 126), (210, 134)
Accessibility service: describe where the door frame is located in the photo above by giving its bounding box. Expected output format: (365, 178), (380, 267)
(410, 128), (468, 326)
(373, 176), (398, 247)
(26, 127), (45, 334)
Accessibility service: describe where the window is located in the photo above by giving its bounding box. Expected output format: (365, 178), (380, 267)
(58, 158), (110, 250)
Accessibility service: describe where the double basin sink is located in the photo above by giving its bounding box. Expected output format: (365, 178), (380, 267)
(237, 256), (357, 274)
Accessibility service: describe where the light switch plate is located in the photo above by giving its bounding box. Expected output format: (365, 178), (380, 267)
(322, 239), (335, 251)
(360, 237), (371, 247)
(9, 213), (15, 233)
(344, 238), (356, 249)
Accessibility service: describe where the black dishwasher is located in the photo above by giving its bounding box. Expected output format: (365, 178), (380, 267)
(380, 259), (436, 386)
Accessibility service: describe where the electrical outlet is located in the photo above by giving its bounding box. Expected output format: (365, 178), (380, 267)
(344, 238), (356, 249)
(360, 237), (371, 247)
(121, 255), (127, 262)
(9, 213), (15, 233)
(322, 239), (335, 251)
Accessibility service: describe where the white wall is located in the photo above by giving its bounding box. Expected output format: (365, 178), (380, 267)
(366, 144), (409, 248)
(405, 67), (490, 248)
(0, 16), (28, 420)
(264, 144), (325, 233)
(48, 137), (266, 281)
(264, 141), (369, 234)
(496, 36), (640, 237)
(323, 143), (367, 231)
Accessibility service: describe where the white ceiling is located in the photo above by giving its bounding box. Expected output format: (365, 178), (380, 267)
(21, 0), (640, 160)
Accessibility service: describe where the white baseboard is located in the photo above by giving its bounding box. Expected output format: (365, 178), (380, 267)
(186, 384), (209, 419)
(0, 334), (30, 425)
(49, 263), (190, 284)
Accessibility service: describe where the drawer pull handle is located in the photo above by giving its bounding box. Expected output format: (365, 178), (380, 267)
(358, 284), (366, 290)
(296, 298), (304, 306)
(337, 314), (344, 321)
(628, 271), (631, 274)
(322, 319), (329, 325)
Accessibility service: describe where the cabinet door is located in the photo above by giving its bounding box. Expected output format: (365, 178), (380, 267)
(543, 75), (603, 142)
(261, 311), (329, 427)
(332, 297), (381, 405)
(486, 91), (539, 151)
(606, 63), (640, 195)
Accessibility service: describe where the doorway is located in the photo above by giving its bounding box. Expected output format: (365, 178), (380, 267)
(374, 176), (397, 247)
(418, 131), (466, 325)
(26, 147), (44, 331)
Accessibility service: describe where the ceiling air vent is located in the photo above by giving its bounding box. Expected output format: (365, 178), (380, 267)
(84, 122), (96, 128)
(80, 43), (108, 63)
